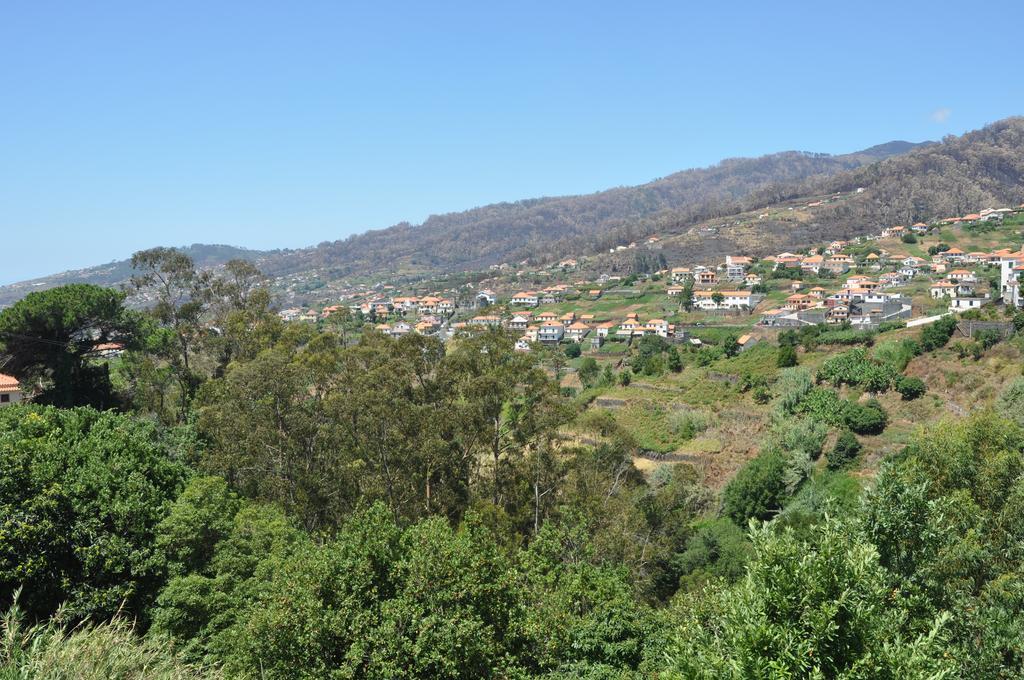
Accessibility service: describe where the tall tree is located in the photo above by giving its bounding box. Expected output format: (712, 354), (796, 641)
(0, 284), (137, 408)
(131, 248), (212, 419)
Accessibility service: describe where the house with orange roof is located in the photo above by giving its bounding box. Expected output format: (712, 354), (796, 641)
(801, 254), (825, 274)
(536, 311), (558, 324)
(930, 281), (958, 299)
(566, 321), (591, 342)
(736, 334), (759, 352)
(0, 374), (24, 406)
(671, 267), (693, 282)
(942, 247), (966, 263)
(510, 291), (539, 306)
(595, 321), (617, 338)
(784, 294), (815, 311)
(695, 271), (718, 286)
(559, 312), (576, 326)
(946, 269), (977, 284)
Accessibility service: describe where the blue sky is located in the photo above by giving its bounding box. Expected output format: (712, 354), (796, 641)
(2, 1), (1023, 284)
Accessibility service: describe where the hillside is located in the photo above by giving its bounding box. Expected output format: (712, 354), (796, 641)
(0, 244), (271, 308)
(0, 143), (923, 308)
(5, 119), (1024, 310)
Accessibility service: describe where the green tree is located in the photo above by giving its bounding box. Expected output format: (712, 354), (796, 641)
(661, 517), (955, 678)
(131, 248), (213, 420)
(721, 451), (788, 524)
(0, 284), (138, 408)
(0, 405), (188, 623)
(578, 357), (600, 387)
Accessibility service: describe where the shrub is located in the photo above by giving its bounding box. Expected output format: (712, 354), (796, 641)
(777, 344), (798, 368)
(721, 452), (788, 525)
(670, 409), (709, 440)
(564, 343), (582, 359)
(920, 316), (957, 352)
(845, 399), (888, 435)
(828, 430), (862, 470)
(901, 233), (918, 243)
(798, 388), (848, 426)
(997, 378), (1024, 428)
(775, 367), (813, 415)
(619, 370), (632, 386)
(896, 376), (927, 401)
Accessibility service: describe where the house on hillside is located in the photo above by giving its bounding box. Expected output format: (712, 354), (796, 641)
(0, 374), (24, 407)
(476, 290), (497, 307)
(510, 291), (539, 306)
(538, 323), (565, 344)
(736, 334), (759, 352)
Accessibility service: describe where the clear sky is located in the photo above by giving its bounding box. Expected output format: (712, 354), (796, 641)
(2, 0), (1023, 284)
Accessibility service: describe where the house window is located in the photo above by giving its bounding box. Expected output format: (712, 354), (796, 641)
(0, 394), (8, 403)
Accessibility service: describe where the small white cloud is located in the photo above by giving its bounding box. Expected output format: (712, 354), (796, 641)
(930, 107), (952, 123)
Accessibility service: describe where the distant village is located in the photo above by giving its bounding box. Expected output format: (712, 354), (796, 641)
(267, 207), (1024, 355)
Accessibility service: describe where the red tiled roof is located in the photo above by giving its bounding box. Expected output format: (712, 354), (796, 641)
(0, 374), (20, 392)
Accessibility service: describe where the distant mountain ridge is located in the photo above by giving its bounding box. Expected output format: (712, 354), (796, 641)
(9, 119), (1024, 308)
(0, 244), (271, 308)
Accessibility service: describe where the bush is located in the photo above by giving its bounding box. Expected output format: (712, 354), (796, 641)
(775, 368), (813, 415)
(828, 430), (862, 470)
(798, 388), (848, 426)
(896, 376), (927, 401)
(721, 452), (788, 524)
(670, 410), (709, 440)
(845, 399), (888, 435)
(777, 344), (798, 368)
(920, 316), (957, 352)
(564, 343), (582, 359)
(901, 233), (918, 243)
(618, 370), (632, 386)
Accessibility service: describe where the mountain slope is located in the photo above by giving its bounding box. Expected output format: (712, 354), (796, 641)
(0, 245), (270, 308)
(257, 144), (926, 279)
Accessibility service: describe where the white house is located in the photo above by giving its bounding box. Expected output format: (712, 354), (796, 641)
(0, 374), (23, 407)
(476, 290), (497, 307)
(510, 291), (539, 306)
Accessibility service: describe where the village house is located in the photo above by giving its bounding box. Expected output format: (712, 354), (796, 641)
(827, 304), (849, 324)
(510, 291), (539, 306)
(0, 374), (24, 407)
(801, 254), (825, 274)
(670, 267), (693, 283)
(468, 315), (501, 327)
(595, 321), (617, 338)
(784, 294), (815, 311)
(537, 322), (565, 344)
(946, 269), (978, 284)
(616, 315), (642, 337)
(930, 282), (958, 299)
(807, 286), (827, 299)
(514, 338), (532, 352)
(536, 311), (559, 324)
(902, 256), (927, 269)
(643, 319), (670, 337)
(508, 314), (531, 331)
(881, 225), (906, 239)
(694, 271), (718, 286)
(438, 298), (455, 314)
(949, 295), (990, 313)
(745, 273), (763, 287)
(879, 272), (905, 287)
(566, 321), (591, 342)
(736, 334), (759, 352)
(559, 312), (576, 327)
(942, 248), (966, 263)
(667, 286), (684, 297)
(911, 222), (930, 234)
(476, 289), (497, 307)
(524, 325), (540, 342)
